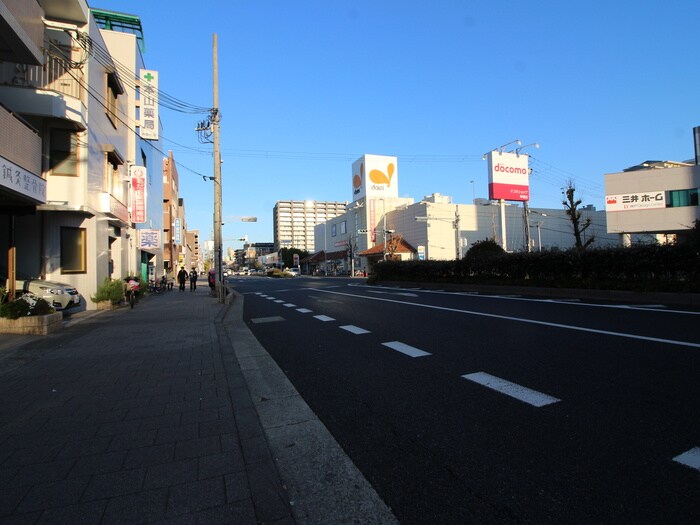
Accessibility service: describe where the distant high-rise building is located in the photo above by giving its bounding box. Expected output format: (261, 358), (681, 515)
(273, 200), (347, 252)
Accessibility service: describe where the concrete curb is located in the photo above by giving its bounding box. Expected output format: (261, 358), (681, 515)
(223, 290), (399, 525)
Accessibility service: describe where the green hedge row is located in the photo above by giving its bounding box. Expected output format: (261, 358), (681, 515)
(371, 245), (700, 293)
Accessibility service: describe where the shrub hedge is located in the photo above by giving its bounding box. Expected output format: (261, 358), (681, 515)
(370, 245), (700, 293)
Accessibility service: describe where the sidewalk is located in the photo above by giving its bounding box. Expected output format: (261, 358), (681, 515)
(0, 283), (397, 524)
(0, 284), (293, 524)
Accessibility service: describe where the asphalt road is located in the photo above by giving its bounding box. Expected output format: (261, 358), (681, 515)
(230, 276), (700, 524)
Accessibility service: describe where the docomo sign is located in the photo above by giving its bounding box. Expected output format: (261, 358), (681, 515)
(487, 150), (530, 201)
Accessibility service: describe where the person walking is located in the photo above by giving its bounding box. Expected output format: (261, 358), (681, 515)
(189, 268), (197, 291)
(177, 267), (188, 291)
(208, 268), (216, 297)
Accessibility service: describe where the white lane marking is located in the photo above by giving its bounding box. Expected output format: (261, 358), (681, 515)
(314, 315), (335, 322)
(296, 308), (313, 313)
(350, 285), (697, 315)
(274, 299), (285, 303)
(634, 304), (667, 309)
(673, 447), (700, 471)
(340, 325), (370, 335)
(382, 341), (431, 358)
(266, 297), (276, 300)
(367, 290), (419, 297)
(312, 289), (700, 348)
(462, 372), (561, 407)
(283, 303), (296, 308)
(251, 316), (285, 324)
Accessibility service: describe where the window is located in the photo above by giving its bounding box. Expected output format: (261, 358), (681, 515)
(340, 221), (347, 234)
(61, 227), (86, 274)
(666, 189), (699, 208)
(331, 224), (337, 237)
(106, 72), (121, 128)
(105, 150), (124, 198)
(50, 129), (78, 176)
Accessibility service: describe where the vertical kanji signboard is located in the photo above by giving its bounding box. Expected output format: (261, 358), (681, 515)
(130, 165), (147, 223)
(140, 69), (159, 140)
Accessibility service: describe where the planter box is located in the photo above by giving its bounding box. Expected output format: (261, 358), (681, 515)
(95, 300), (119, 311)
(0, 312), (63, 335)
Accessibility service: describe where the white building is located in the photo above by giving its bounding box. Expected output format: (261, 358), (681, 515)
(605, 156), (700, 245)
(310, 154), (617, 275)
(0, 1), (163, 309)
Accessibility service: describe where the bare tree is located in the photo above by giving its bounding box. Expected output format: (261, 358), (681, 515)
(562, 180), (595, 251)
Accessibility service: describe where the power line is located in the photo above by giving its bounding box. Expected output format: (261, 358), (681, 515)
(59, 62), (210, 180)
(69, 30), (211, 114)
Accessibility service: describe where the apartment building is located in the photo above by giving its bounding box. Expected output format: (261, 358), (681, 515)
(273, 200), (348, 252)
(162, 151), (181, 275)
(0, 1), (164, 309)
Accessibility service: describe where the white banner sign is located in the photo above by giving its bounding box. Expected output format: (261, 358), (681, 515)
(139, 229), (161, 251)
(605, 191), (665, 212)
(1, 155), (46, 203)
(130, 165), (147, 223)
(140, 69), (159, 140)
(173, 218), (182, 244)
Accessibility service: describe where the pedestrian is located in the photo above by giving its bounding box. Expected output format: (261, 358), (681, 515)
(208, 269), (216, 296)
(177, 267), (187, 291)
(189, 268), (197, 291)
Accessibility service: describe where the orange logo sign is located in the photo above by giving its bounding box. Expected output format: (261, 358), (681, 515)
(369, 163), (395, 187)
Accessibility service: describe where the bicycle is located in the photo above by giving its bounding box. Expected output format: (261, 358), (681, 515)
(125, 278), (139, 309)
(126, 288), (137, 309)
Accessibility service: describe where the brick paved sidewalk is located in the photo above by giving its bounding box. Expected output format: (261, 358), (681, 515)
(0, 284), (293, 524)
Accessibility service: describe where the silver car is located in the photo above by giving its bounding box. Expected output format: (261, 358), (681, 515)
(11, 279), (81, 310)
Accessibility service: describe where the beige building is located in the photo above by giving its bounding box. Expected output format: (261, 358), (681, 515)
(162, 151), (181, 275)
(273, 200), (348, 252)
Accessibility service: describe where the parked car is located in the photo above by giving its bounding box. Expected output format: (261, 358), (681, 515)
(284, 267), (300, 277)
(9, 278), (81, 310)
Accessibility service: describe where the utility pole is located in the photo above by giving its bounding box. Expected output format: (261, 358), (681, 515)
(523, 201), (532, 252)
(212, 33), (223, 303)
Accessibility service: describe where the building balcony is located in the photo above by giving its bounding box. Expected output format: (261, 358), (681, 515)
(0, 0), (45, 65)
(0, 53), (86, 128)
(98, 192), (129, 225)
(0, 104), (45, 205)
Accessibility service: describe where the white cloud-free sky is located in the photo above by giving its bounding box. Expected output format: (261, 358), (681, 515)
(92, 0), (700, 251)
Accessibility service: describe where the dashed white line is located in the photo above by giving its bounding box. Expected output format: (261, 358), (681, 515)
(283, 303), (296, 308)
(462, 372), (560, 407)
(673, 447), (700, 471)
(340, 325), (370, 335)
(251, 316), (285, 324)
(314, 315), (335, 322)
(382, 341), (431, 358)
(274, 299), (285, 303)
(296, 308), (313, 314)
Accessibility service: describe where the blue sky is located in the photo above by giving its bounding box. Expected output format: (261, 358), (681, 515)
(92, 0), (700, 252)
